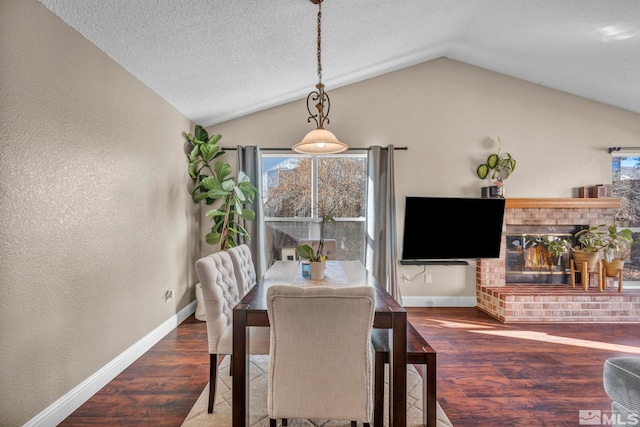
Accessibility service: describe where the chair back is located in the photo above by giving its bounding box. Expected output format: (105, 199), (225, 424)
(195, 251), (240, 353)
(266, 285), (375, 422)
(298, 239), (338, 260)
(227, 244), (257, 296)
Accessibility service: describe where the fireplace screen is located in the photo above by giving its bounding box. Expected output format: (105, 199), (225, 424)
(506, 226), (579, 284)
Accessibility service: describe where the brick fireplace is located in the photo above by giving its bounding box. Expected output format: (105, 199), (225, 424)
(476, 198), (640, 323)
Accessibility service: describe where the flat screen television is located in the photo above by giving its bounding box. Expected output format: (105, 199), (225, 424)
(400, 196), (506, 262)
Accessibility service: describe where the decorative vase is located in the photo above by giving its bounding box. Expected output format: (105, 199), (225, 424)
(572, 250), (601, 273)
(310, 261), (325, 280)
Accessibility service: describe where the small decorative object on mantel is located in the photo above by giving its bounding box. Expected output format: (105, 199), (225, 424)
(476, 136), (517, 199)
(578, 184), (612, 198)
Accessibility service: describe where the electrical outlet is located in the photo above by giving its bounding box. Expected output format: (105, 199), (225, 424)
(424, 273), (432, 284)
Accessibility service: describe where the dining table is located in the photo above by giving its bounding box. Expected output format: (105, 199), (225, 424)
(232, 260), (407, 426)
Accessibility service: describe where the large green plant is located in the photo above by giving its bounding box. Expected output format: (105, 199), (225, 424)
(186, 125), (257, 250)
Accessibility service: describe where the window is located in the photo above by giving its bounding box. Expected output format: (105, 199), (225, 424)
(611, 155), (640, 285)
(262, 154), (367, 265)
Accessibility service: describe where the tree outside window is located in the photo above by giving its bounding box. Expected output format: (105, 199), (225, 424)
(262, 154), (367, 265)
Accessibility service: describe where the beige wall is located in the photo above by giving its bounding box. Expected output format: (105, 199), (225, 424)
(213, 58), (640, 300)
(0, 0), (198, 425)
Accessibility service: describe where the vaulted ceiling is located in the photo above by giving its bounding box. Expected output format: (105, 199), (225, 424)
(39, 0), (640, 127)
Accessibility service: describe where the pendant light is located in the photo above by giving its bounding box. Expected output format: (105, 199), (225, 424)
(292, 0), (347, 154)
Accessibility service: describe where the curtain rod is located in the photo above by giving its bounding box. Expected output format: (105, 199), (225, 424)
(609, 147), (640, 153)
(220, 146), (408, 152)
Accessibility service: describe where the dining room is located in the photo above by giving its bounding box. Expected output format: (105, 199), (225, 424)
(4, 1), (640, 426)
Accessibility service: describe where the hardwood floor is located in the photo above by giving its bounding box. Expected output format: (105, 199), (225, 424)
(59, 308), (640, 426)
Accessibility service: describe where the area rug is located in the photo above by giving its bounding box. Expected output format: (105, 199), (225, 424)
(182, 355), (452, 427)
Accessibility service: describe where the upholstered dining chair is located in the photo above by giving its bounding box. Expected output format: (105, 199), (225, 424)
(266, 285), (376, 426)
(227, 244), (257, 297)
(298, 238), (338, 260)
(195, 251), (270, 413)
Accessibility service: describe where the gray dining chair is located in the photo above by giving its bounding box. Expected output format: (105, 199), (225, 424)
(195, 250), (270, 413)
(266, 285), (376, 426)
(227, 243), (257, 297)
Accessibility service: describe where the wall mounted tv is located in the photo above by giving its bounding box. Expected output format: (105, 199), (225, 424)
(400, 196), (506, 265)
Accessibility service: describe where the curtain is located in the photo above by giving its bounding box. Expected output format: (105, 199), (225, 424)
(365, 145), (401, 303)
(236, 146), (267, 279)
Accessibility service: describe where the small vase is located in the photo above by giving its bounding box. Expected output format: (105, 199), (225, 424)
(310, 261), (325, 280)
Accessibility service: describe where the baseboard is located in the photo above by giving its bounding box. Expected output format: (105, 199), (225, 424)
(402, 296), (477, 307)
(24, 300), (197, 427)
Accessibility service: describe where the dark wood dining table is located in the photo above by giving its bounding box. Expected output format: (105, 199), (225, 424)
(232, 260), (407, 426)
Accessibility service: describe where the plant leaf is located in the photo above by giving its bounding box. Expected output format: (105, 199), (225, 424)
(215, 161), (232, 180)
(195, 125), (208, 142)
(201, 176), (221, 191)
(205, 232), (220, 245)
(476, 163), (489, 179)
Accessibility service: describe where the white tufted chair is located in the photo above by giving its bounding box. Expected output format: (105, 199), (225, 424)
(195, 251), (270, 413)
(266, 285), (375, 426)
(298, 239), (338, 260)
(227, 244), (257, 297)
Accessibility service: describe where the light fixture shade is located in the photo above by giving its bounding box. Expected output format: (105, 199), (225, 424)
(292, 128), (348, 154)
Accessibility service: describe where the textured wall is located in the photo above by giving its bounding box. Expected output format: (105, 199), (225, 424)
(0, 0), (198, 425)
(212, 58), (640, 299)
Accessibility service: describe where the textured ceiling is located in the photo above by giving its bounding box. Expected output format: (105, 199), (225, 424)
(38, 0), (640, 126)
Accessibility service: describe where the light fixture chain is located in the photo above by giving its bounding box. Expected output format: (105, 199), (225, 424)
(317, 1), (322, 83)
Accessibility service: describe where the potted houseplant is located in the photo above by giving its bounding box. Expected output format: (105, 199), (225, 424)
(601, 225), (633, 277)
(186, 125), (257, 250)
(296, 213), (335, 280)
(572, 224), (633, 274)
(186, 125), (257, 321)
(476, 136), (516, 198)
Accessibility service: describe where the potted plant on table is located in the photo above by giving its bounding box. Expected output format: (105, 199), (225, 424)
(476, 136), (517, 198)
(296, 213), (335, 280)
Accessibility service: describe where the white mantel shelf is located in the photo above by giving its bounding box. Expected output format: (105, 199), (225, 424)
(505, 198), (621, 209)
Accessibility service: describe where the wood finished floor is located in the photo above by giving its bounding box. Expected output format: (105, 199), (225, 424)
(59, 308), (640, 426)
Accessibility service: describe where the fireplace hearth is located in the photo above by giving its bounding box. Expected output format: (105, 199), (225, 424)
(476, 198), (640, 323)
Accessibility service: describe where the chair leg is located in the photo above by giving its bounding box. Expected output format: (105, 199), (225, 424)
(373, 351), (385, 427)
(208, 353), (218, 413)
(282, 419), (288, 426)
(229, 354), (233, 376)
(270, 419), (277, 427)
(351, 422), (357, 427)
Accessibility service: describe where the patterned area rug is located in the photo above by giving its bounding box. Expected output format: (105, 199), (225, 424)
(181, 355), (452, 427)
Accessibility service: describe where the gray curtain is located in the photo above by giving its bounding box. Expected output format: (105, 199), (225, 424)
(236, 146), (267, 279)
(365, 145), (401, 303)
